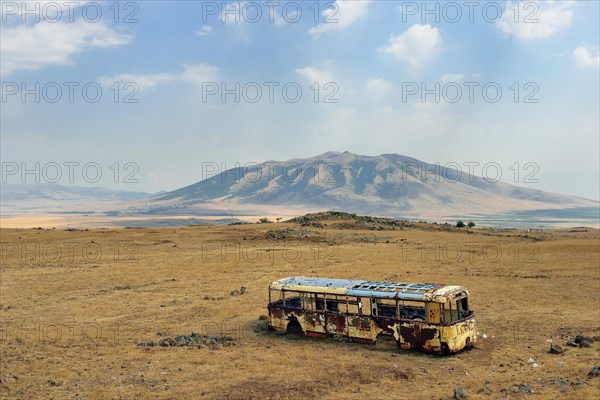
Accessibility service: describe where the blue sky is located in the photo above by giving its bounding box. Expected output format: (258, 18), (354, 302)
(1, 0), (599, 199)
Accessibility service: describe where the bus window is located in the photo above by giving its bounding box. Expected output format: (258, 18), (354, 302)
(377, 299), (397, 317)
(283, 291), (302, 309)
(325, 294), (340, 312)
(270, 289), (283, 306)
(347, 296), (360, 314)
(316, 295), (325, 311)
(457, 297), (470, 318)
(443, 302), (460, 322)
(303, 293), (316, 311)
(399, 300), (426, 320)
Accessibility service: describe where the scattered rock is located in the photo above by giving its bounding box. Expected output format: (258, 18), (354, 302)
(588, 366), (600, 378)
(550, 344), (564, 354)
(570, 378), (588, 388)
(566, 334), (595, 348)
(158, 337), (175, 347)
(527, 357), (535, 363)
(551, 377), (568, 392)
(518, 384), (532, 393)
(476, 387), (492, 395)
(509, 383), (531, 394)
(47, 379), (59, 387)
(175, 336), (189, 346)
(575, 335), (594, 344)
(258, 315), (269, 321)
(139, 333), (236, 349)
(230, 286), (247, 296)
(454, 387), (468, 400)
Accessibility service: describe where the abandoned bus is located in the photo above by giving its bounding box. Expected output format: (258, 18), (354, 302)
(267, 276), (475, 354)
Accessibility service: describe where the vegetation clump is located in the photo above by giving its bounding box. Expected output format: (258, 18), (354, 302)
(265, 228), (318, 240)
(287, 211), (415, 230)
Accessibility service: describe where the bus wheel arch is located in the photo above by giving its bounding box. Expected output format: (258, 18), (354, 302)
(441, 342), (451, 356)
(286, 317), (303, 335)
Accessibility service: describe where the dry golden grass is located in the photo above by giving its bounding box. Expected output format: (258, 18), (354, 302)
(1, 220), (599, 399)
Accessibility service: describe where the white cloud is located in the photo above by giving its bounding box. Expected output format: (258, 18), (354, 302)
(309, 0), (370, 37)
(98, 73), (177, 91)
(496, 1), (573, 40)
(179, 63), (220, 86)
(1, 20), (132, 76)
(0, 1), (95, 19)
(441, 74), (465, 84)
(366, 79), (391, 93)
(98, 64), (219, 91)
(296, 67), (335, 84)
(573, 45), (600, 68)
(196, 25), (213, 36)
(381, 24), (441, 66)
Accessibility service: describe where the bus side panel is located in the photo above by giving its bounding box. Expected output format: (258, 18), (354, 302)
(439, 317), (476, 353)
(304, 311), (327, 336)
(346, 317), (382, 344)
(268, 306), (289, 332)
(325, 314), (347, 336)
(390, 322), (442, 353)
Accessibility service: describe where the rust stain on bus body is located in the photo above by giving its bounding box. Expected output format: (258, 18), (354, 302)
(268, 306), (475, 353)
(267, 278), (475, 354)
(390, 318), (476, 354)
(268, 307), (384, 344)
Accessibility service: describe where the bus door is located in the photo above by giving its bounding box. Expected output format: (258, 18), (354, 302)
(302, 293), (326, 336)
(323, 294), (346, 336)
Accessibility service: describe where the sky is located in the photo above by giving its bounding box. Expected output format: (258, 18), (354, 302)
(1, 0), (599, 200)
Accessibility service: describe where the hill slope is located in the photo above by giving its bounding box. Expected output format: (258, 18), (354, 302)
(136, 152), (597, 218)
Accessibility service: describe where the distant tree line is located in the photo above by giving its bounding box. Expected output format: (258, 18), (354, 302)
(456, 221), (475, 228)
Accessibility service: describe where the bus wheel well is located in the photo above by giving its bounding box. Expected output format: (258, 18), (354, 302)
(441, 342), (451, 356)
(286, 318), (303, 335)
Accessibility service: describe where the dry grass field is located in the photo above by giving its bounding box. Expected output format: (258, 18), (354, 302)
(1, 214), (599, 399)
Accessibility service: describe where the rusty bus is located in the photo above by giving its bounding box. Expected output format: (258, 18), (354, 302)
(267, 276), (475, 354)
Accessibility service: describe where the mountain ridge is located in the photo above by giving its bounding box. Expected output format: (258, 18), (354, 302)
(139, 152), (597, 218)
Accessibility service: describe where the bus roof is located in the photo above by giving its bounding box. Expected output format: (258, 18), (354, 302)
(269, 276), (467, 302)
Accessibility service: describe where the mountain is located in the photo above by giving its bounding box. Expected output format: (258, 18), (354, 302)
(1, 183), (154, 215)
(135, 152), (597, 219)
(1, 183), (153, 202)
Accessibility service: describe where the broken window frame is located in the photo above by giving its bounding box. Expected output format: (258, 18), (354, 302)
(398, 299), (427, 321)
(282, 290), (302, 309)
